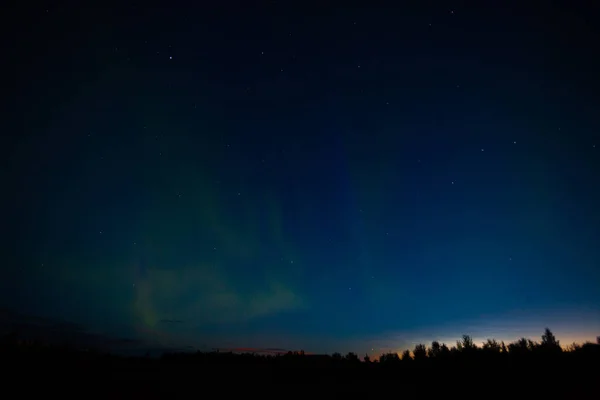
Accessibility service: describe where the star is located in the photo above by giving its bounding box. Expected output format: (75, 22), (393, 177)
(481, 148), (485, 152)
(169, 56), (172, 60)
(451, 181), (455, 185)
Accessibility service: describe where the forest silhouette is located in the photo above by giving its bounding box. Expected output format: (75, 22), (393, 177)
(3, 328), (599, 396)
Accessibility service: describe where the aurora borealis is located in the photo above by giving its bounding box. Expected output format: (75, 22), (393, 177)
(3, 2), (600, 356)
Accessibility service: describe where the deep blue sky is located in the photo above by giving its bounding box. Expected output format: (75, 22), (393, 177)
(3, 2), (600, 355)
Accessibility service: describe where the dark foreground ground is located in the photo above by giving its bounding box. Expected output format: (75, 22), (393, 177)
(3, 345), (599, 398)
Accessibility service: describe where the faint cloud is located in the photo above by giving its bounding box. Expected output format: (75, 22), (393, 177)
(0, 308), (142, 350)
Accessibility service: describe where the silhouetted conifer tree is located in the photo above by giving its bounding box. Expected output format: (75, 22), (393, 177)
(540, 328), (561, 354)
(413, 344), (427, 361)
(428, 341), (441, 358)
(380, 352), (400, 365)
(482, 339), (501, 354)
(401, 349), (412, 362)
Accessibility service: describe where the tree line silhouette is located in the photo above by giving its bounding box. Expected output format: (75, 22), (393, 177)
(3, 327), (600, 363)
(2, 328), (599, 396)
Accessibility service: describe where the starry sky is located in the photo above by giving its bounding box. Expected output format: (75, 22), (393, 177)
(3, 2), (600, 356)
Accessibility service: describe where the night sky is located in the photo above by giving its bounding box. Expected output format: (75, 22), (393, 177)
(3, 2), (600, 356)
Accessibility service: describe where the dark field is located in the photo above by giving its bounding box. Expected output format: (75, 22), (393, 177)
(4, 335), (599, 398)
